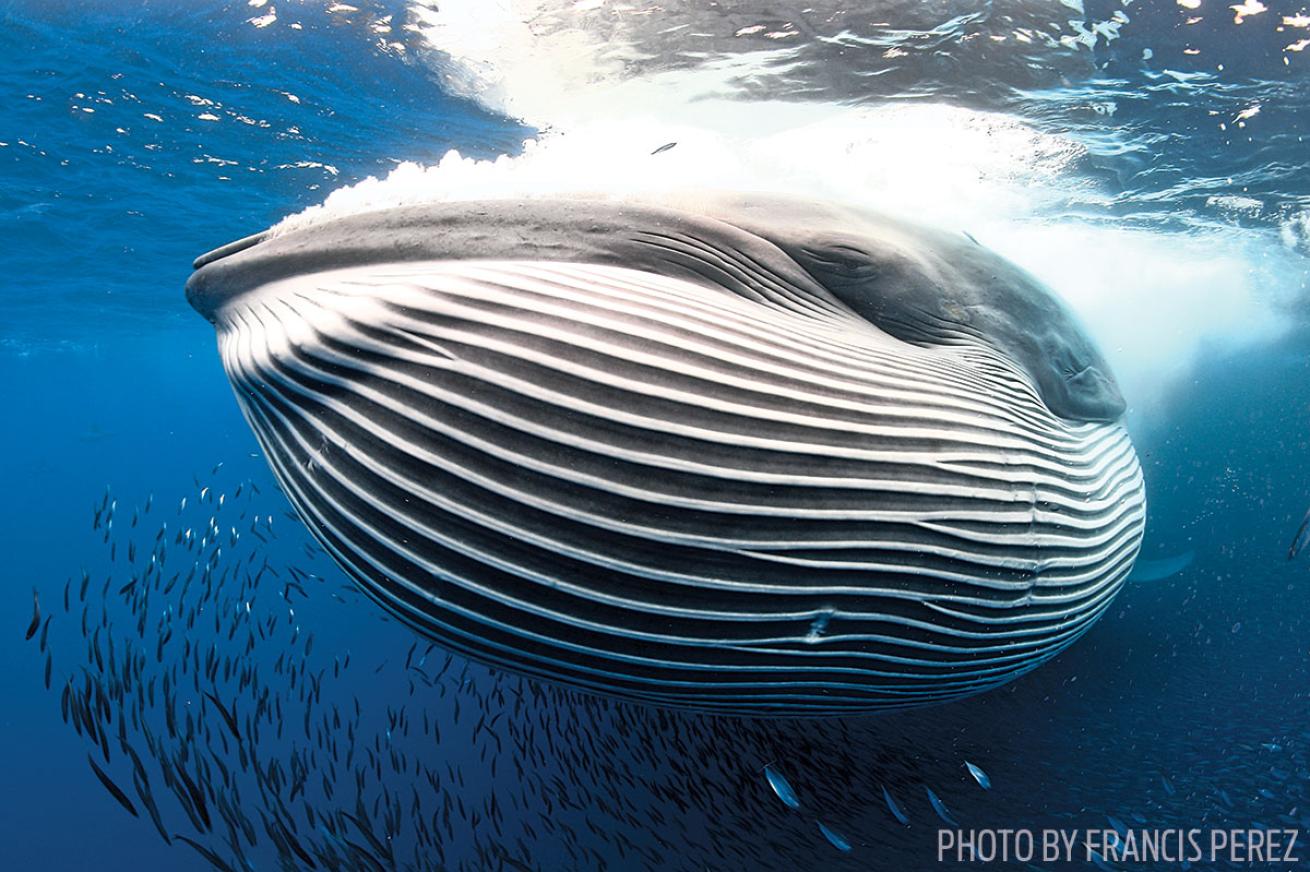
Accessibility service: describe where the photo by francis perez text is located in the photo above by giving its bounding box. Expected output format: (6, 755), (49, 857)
(936, 827), (1301, 865)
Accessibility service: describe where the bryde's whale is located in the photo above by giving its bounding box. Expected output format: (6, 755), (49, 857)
(187, 192), (1145, 715)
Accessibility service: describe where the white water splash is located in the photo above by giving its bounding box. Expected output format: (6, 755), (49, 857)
(273, 0), (1305, 418)
(275, 102), (1087, 232)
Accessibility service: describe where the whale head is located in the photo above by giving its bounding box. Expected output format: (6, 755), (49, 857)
(187, 193), (1144, 715)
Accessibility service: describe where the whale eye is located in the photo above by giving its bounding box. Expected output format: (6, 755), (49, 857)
(1053, 345), (1081, 378)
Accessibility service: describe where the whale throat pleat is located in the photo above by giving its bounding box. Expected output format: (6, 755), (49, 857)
(213, 259), (1145, 714)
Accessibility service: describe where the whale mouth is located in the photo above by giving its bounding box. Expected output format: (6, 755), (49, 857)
(186, 232), (270, 321)
(192, 231), (268, 270)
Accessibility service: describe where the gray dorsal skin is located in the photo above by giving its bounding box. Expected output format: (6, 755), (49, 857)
(188, 193), (1123, 424)
(186, 197), (847, 327)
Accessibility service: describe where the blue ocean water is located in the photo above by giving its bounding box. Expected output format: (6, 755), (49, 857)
(3, 2), (1309, 870)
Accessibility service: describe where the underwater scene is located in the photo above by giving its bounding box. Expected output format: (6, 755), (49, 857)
(4, 1), (1310, 870)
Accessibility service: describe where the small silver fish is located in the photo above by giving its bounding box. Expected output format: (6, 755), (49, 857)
(1288, 507), (1310, 560)
(925, 786), (958, 826)
(763, 763), (799, 810)
(882, 785), (909, 826)
(25, 588), (40, 641)
(965, 761), (991, 790)
(817, 821), (851, 852)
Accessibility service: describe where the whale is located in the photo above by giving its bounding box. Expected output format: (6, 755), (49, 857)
(186, 192), (1146, 715)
